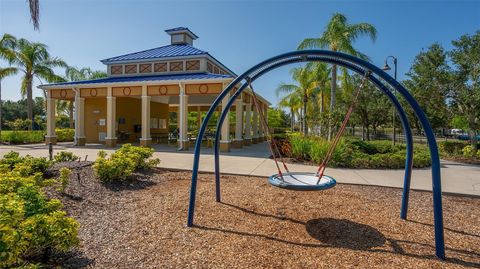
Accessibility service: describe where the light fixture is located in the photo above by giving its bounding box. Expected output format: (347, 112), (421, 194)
(382, 63), (391, 71)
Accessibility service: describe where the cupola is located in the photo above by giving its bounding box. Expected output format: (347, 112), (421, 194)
(165, 27), (198, 45)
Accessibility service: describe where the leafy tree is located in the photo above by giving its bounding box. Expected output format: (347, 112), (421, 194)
(450, 115), (468, 130)
(267, 107), (290, 131)
(449, 31), (480, 152)
(11, 38), (66, 130)
(2, 97), (45, 129)
(276, 66), (315, 135)
(348, 75), (389, 140)
(403, 44), (452, 132)
(298, 13), (376, 138)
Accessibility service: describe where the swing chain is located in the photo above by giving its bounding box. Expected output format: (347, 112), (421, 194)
(247, 78), (290, 181)
(315, 70), (372, 182)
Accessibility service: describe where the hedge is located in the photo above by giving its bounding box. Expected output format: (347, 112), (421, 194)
(0, 129), (74, 144)
(282, 134), (432, 169)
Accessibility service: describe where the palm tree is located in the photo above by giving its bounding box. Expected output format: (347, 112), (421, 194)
(306, 62), (330, 135)
(298, 13), (376, 138)
(11, 38), (66, 130)
(278, 91), (302, 132)
(0, 34), (19, 141)
(276, 66), (315, 135)
(62, 67), (107, 127)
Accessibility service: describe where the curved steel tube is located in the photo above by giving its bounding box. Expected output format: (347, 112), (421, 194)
(213, 57), (414, 220)
(187, 50), (444, 259)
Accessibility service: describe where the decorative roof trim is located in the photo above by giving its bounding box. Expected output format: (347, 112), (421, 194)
(38, 73), (234, 89)
(165, 27), (199, 39)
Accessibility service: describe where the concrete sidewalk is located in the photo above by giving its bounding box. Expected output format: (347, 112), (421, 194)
(1, 142), (479, 196)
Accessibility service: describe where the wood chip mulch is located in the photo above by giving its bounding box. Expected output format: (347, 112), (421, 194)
(44, 163), (479, 268)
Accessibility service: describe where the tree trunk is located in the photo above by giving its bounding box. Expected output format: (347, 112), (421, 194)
(69, 100), (74, 129)
(303, 93), (308, 135)
(470, 129), (478, 153)
(27, 76), (34, 130)
(366, 126), (371, 141)
(290, 108), (294, 132)
(362, 126), (365, 141)
(328, 64), (337, 140)
(320, 91), (325, 136)
(352, 124), (355, 137)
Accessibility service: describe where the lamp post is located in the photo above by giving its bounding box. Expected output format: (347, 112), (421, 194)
(382, 56), (398, 145)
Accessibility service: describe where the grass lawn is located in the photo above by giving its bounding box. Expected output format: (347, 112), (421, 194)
(44, 164), (479, 268)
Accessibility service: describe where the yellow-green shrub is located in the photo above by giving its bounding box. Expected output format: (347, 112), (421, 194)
(0, 172), (79, 267)
(53, 151), (79, 163)
(93, 144), (160, 182)
(55, 129), (74, 142)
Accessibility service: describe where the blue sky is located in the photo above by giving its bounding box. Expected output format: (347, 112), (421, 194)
(1, 0), (479, 105)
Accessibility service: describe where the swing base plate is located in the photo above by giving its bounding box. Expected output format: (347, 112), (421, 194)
(268, 172), (337, 191)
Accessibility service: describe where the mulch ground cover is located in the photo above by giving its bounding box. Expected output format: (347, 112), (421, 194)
(45, 162), (479, 268)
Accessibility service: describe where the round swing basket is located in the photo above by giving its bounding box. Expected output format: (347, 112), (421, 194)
(268, 172), (337, 191)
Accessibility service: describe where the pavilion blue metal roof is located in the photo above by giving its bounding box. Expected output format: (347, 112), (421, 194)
(101, 44), (207, 64)
(40, 73), (233, 87)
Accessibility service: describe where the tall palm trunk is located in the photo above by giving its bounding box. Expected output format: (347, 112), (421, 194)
(320, 91), (325, 136)
(328, 64), (337, 140)
(290, 108), (295, 132)
(303, 92), (308, 135)
(68, 101), (74, 128)
(26, 75), (34, 130)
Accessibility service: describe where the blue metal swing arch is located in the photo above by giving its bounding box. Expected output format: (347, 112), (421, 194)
(187, 50), (445, 260)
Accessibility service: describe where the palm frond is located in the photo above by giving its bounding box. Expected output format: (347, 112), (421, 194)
(0, 67), (18, 79)
(28, 0), (40, 30)
(276, 83), (299, 97)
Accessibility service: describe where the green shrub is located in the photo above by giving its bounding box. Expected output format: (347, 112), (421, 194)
(438, 141), (467, 157)
(0, 152), (51, 176)
(290, 134), (312, 160)
(116, 143), (160, 170)
(1, 131), (44, 144)
(53, 151), (79, 163)
(285, 133), (432, 169)
(0, 172), (79, 267)
(56, 129), (74, 142)
(93, 145), (160, 182)
(462, 145), (475, 158)
(57, 168), (71, 193)
(93, 151), (135, 182)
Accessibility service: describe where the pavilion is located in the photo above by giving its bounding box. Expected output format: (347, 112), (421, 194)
(39, 27), (270, 151)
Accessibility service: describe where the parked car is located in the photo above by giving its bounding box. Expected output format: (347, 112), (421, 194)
(457, 134), (480, 141)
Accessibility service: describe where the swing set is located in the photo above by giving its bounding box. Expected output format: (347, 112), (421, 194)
(186, 50), (445, 260)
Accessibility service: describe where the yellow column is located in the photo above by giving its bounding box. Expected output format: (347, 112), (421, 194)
(105, 87), (117, 147)
(233, 97), (243, 148)
(252, 103), (258, 144)
(244, 95), (252, 146)
(220, 85), (231, 152)
(74, 88), (86, 146)
(179, 83), (189, 150)
(45, 90), (57, 145)
(140, 85), (152, 146)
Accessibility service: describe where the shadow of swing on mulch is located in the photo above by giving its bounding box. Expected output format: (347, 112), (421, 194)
(194, 202), (480, 268)
(305, 218), (386, 250)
